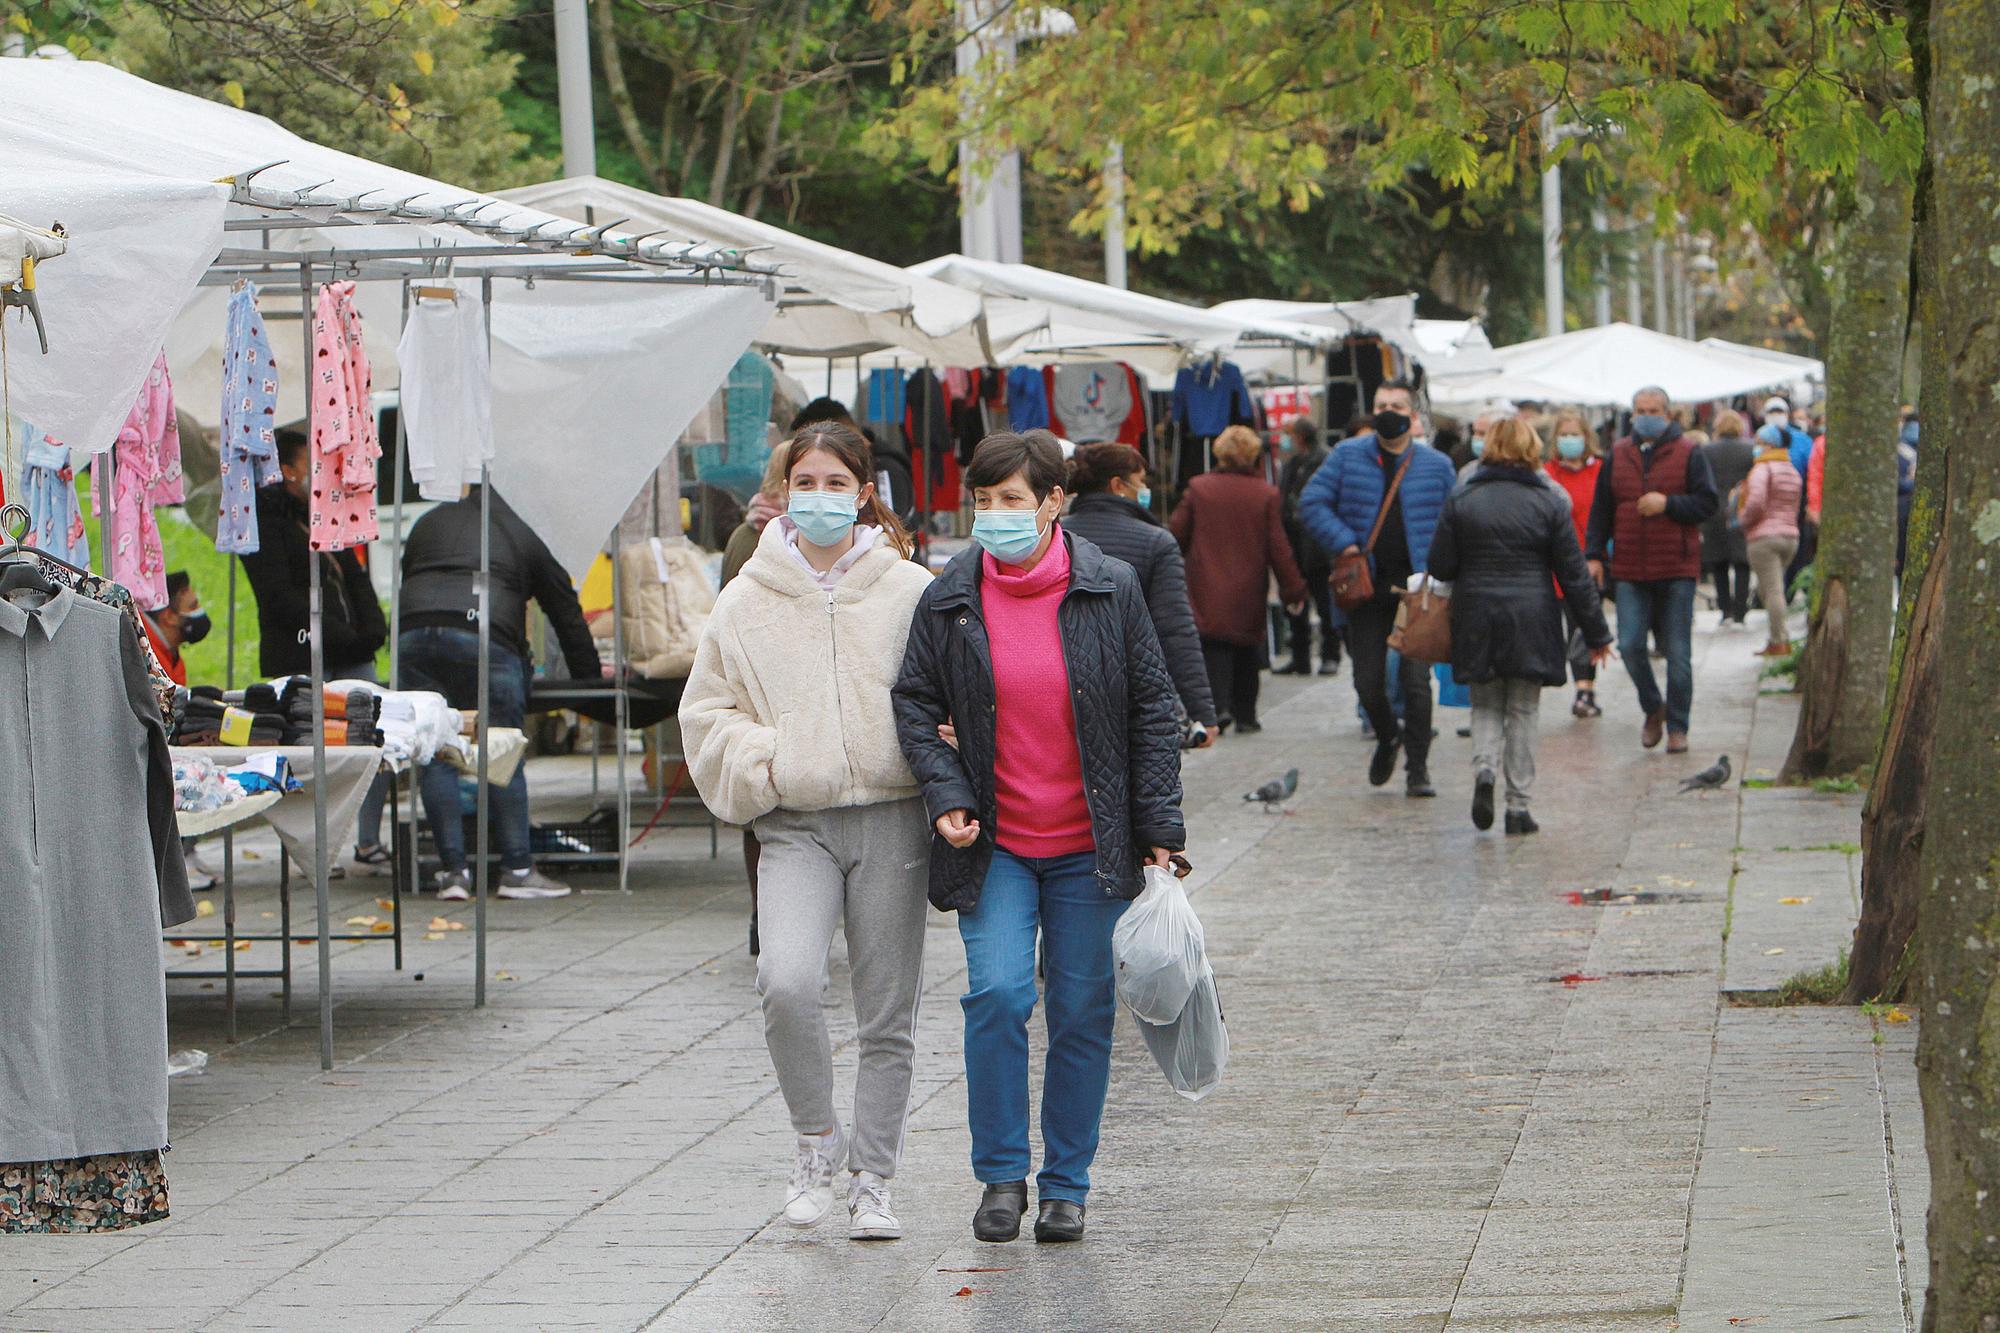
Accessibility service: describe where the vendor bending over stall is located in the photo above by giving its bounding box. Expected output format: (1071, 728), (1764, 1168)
(399, 484), (601, 901)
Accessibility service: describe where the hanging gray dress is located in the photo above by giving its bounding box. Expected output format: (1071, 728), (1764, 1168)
(0, 582), (192, 1232)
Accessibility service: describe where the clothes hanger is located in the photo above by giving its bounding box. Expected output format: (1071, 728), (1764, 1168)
(0, 501), (94, 590)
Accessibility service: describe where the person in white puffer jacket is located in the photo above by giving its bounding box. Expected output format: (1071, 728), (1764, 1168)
(678, 421), (933, 1243)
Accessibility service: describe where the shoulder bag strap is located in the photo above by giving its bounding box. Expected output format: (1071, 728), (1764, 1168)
(1363, 450), (1413, 555)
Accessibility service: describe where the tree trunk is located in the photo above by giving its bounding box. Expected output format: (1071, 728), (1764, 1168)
(1846, 54), (1949, 1008)
(1782, 153), (1912, 782)
(592, 0), (665, 191)
(1916, 0), (2000, 1321)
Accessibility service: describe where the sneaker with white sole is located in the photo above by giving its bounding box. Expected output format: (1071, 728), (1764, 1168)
(848, 1171), (902, 1241)
(784, 1126), (845, 1227)
(435, 868), (472, 901)
(497, 867), (572, 900)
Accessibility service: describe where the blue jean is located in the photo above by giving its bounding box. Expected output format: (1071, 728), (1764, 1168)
(958, 848), (1128, 1204)
(398, 627), (532, 873)
(1614, 578), (1696, 735)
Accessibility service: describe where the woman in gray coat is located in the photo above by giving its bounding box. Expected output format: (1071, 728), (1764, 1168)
(1427, 418), (1613, 835)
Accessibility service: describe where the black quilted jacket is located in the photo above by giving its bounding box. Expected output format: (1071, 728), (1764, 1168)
(893, 529), (1188, 912)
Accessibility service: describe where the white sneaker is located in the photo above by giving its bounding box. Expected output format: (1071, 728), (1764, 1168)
(783, 1126), (845, 1227)
(848, 1171), (902, 1241)
(435, 868), (472, 902)
(497, 867), (573, 900)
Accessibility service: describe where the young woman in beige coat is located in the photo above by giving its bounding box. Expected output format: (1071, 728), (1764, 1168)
(679, 422), (933, 1242)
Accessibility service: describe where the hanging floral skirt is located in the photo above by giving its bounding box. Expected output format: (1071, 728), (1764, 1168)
(0, 1151), (169, 1233)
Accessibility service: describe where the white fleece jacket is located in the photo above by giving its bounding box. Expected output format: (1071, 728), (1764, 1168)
(678, 519), (932, 826)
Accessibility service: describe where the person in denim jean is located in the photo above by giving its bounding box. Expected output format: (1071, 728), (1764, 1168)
(399, 487), (601, 899)
(895, 431), (1186, 1247)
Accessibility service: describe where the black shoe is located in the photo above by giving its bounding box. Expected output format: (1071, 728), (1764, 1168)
(1472, 771), (1495, 830)
(1318, 659), (1340, 676)
(1406, 768), (1436, 798)
(1235, 720), (1263, 735)
(749, 914), (760, 957)
(1275, 659), (1311, 676)
(1368, 731), (1402, 786)
(1456, 725), (1472, 738)
(1505, 810), (1540, 836)
(1034, 1199), (1086, 1243)
(973, 1182), (1027, 1242)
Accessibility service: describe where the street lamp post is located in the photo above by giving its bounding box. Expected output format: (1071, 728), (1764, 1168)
(1540, 108), (1564, 338)
(553, 0), (596, 180)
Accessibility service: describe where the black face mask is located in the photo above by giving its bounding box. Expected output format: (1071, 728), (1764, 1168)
(1372, 410), (1411, 440)
(177, 610), (212, 645)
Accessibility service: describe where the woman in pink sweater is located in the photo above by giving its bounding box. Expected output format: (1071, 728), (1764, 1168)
(895, 430), (1186, 1246)
(1737, 424), (1804, 654)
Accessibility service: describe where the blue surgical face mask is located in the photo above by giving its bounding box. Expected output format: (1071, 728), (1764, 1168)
(1900, 421), (1919, 447)
(972, 508), (1046, 564)
(1631, 413), (1670, 441)
(1556, 434), (1587, 461)
(1469, 436), (1486, 458)
(787, 492), (858, 547)
(1135, 486), (1152, 510)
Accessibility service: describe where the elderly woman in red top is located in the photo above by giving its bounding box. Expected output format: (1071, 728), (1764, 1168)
(895, 429), (1186, 1247)
(1168, 425), (1307, 734)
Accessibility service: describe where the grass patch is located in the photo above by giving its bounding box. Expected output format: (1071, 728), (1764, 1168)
(1741, 777), (1777, 789)
(1811, 776), (1862, 795)
(1759, 646), (1801, 681)
(1773, 948), (1850, 1005)
(1774, 841), (1862, 855)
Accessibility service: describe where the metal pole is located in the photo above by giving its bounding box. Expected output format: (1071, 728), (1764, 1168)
(554, 0), (597, 179)
(1626, 222), (1644, 326)
(1103, 140), (1127, 290)
(475, 278), (494, 1007)
(1592, 205), (1613, 327)
(301, 264), (334, 1071)
(613, 545), (630, 893)
(1651, 240), (1669, 334)
(1540, 106), (1563, 339)
(1670, 245), (1687, 340)
(226, 559), (237, 689)
(389, 279), (410, 690)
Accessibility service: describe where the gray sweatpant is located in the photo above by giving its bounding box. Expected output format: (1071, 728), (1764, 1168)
(1470, 677), (1542, 811)
(752, 798), (930, 1180)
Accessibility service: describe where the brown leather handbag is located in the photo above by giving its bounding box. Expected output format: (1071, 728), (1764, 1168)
(1330, 450), (1412, 612)
(1389, 574), (1452, 664)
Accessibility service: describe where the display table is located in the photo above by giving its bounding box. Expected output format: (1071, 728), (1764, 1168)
(175, 790), (282, 839)
(176, 745), (386, 870)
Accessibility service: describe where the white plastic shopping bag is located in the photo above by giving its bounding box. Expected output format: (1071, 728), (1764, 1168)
(1112, 864), (1206, 1024)
(1135, 963), (1230, 1102)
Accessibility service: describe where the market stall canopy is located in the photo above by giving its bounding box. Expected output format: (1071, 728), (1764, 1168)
(1429, 322), (1820, 412)
(1698, 337), (1823, 404)
(497, 177), (1041, 363)
(1412, 318), (1502, 379)
(1208, 295), (1423, 376)
(911, 255), (1327, 360)
(1, 60), (774, 578)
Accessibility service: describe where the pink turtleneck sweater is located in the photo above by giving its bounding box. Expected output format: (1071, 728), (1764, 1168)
(980, 528), (1095, 858)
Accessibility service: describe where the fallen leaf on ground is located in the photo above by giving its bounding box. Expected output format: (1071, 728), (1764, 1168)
(424, 931), (446, 941)
(370, 921), (394, 934)
(427, 916), (465, 931)
(1555, 973), (1604, 987)
(494, 970), (517, 980)
(242, 850), (261, 861)
(1883, 1007), (1911, 1024)
(952, 1287), (987, 1297)
(1737, 1146), (1776, 1154)
(1763, 947), (1786, 956)
(195, 900), (216, 918)
(233, 941), (252, 952)
(1778, 896), (1811, 905)
(376, 898), (395, 912)
(344, 915), (379, 927)
(259, 911), (274, 919)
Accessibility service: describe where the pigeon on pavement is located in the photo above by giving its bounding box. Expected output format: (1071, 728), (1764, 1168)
(1245, 768), (1300, 808)
(1678, 755), (1732, 793)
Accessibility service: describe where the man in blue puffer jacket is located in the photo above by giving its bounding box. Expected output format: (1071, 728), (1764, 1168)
(1298, 380), (1458, 796)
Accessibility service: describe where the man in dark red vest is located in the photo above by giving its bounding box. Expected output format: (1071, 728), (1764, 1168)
(1584, 385), (1719, 753)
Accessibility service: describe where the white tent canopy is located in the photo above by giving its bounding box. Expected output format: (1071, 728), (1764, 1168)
(1698, 337), (1823, 404)
(1208, 295), (1424, 378)
(497, 177), (1042, 365)
(0, 61), (774, 578)
(1429, 322), (1820, 413)
(911, 255), (1328, 362)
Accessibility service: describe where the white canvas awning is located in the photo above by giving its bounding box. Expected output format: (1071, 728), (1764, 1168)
(1698, 337), (1823, 403)
(1, 61), (775, 577)
(911, 255), (1327, 361)
(497, 177), (1043, 364)
(1208, 295), (1423, 376)
(1429, 322), (1822, 412)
